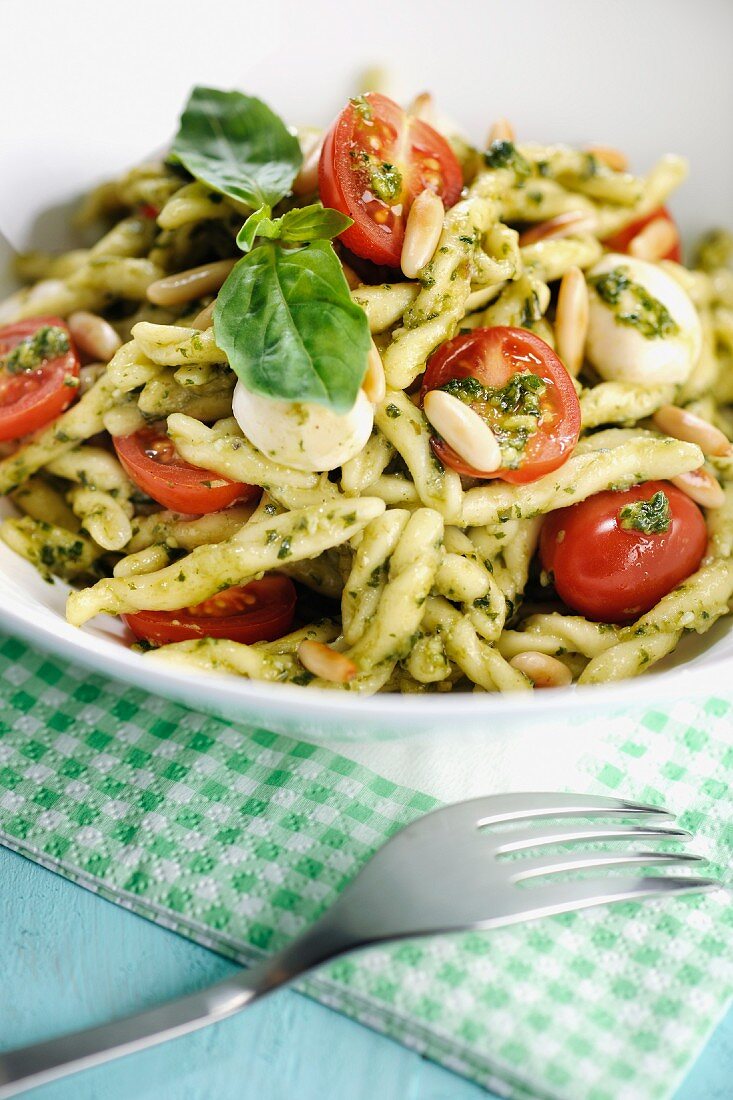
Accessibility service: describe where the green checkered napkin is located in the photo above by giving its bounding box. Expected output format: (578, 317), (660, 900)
(0, 631), (731, 1100)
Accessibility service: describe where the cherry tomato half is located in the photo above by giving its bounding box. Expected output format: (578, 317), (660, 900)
(123, 576), (297, 646)
(603, 206), (682, 263)
(0, 316), (80, 442)
(113, 425), (259, 514)
(420, 326), (581, 484)
(318, 92), (463, 267)
(540, 480), (707, 623)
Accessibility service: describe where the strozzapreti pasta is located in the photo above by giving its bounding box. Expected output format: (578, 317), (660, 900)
(1, 83), (732, 694)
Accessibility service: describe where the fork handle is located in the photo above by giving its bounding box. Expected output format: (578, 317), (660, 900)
(0, 916), (358, 1097)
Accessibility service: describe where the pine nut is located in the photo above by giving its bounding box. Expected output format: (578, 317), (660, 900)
(147, 259), (237, 306)
(487, 117), (515, 145)
(67, 311), (121, 362)
(518, 210), (597, 247)
(191, 300), (216, 330)
(401, 190), (445, 279)
(423, 389), (502, 473)
(628, 217), (679, 262)
(297, 640), (357, 683)
(362, 341), (386, 404)
(341, 261), (361, 290)
(293, 132), (324, 197)
(509, 651), (573, 688)
(671, 467), (726, 509)
(585, 145), (629, 172)
(554, 266), (589, 378)
(407, 91), (436, 125)
(652, 405), (732, 457)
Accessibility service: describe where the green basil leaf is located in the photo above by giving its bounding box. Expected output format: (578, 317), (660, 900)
(170, 87), (302, 209)
(236, 204), (272, 251)
(214, 240), (370, 413)
(237, 203), (353, 252)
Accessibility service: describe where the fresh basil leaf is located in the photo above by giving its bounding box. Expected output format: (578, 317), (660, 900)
(262, 203), (353, 243)
(214, 240), (370, 413)
(170, 87), (302, 209)
(237, 203), (353, 252)
(236, 204), (272, 251)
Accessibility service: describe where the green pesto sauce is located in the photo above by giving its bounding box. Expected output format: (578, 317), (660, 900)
(440, 370), (547, 469)
(588, 266), (679, 340)
(350, 149), (403, 203)
(695, 229), (733, 272)
(3, 325), (70, 374)
(618, 490), (671, 534)
(483, 140), (531, 180)
(350, 95), (373, 122)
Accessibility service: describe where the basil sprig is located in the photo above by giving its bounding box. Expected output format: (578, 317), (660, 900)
(170, 87), (302, 209)
(170, 85), (368, 413)
(214, 241), (370, 414)
(236, 202), (353, 252)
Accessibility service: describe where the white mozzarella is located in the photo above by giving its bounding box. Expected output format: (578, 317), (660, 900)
(585, 253), (702, 385)
(232, 382), (374, 472)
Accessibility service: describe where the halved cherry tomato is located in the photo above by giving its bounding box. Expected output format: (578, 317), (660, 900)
(540, 480), (707, 623)
(603, 206), (682, 263)
(0, 316), (80, 441)
(420, 326), (581, 484)
(318, 92), (463, 267)
(113, 425), (259, 513)
(122, 576), (297, 646)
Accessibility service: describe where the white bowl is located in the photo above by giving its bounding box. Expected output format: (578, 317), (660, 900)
(1, 0), (732, 741)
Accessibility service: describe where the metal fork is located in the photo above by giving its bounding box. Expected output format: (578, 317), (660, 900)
(0, 792), (718, 1097)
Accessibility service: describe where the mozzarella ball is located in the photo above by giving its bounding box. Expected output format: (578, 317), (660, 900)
(585, 253), (702, 385)
(232, 382), (374, 472)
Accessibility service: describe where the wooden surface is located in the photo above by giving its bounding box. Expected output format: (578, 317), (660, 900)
(1, 846), (731, 1099)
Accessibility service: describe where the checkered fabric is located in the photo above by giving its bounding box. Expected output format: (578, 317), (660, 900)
(0, 633), (731, 1099)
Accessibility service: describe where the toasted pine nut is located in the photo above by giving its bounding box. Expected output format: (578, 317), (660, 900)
(487, 117), (515, 145)
(423, 389), (502, 473)
(191, 300), (216, 330)
(293, 132), (324, 197)
(628, 217), (679, 262)
(363, 341), (386, 404)
(67, 311), (121, 362)
(341, 261), (361, 290)
(401, 190), (444, 279)
(554, 266), (589, 378)
(585, 145), (629, 172)
(298, 640), (357, 683)
(146, 259), (237, 307)
(652, 405), (732, 457)
(518, 210), (598, 247)
(407, 91), (436, 125)
(509, 651), (573, 688)
(671, 467), (726, 509)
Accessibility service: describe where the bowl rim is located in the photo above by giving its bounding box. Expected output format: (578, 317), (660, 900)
(0, 590), (725, 729)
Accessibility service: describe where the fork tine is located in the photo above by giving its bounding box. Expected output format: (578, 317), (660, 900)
(474, 792), (673, 827)
(415, 792), (674, 832)
(510, 849), (704, 882)
(487, 875), (720, 928)
(494, 822), (690, 854)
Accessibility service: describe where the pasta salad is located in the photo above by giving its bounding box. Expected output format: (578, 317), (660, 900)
(1, 85), (732, 694)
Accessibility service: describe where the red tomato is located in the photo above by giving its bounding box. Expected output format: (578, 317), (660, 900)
(603, 206), (682, 263)
(420, 326), (581, 484)
(123, 576), (297, 646)
(540, 481), (707, 623)
(0, 316), (80, 441)
(113, 425), (258, 513)
(318, 92), (463, 267)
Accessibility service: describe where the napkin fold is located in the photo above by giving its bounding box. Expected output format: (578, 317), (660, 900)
(0, 631), (731, 1100)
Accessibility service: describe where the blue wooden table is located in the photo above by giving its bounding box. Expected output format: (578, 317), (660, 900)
(1, 846), (731, 1099)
